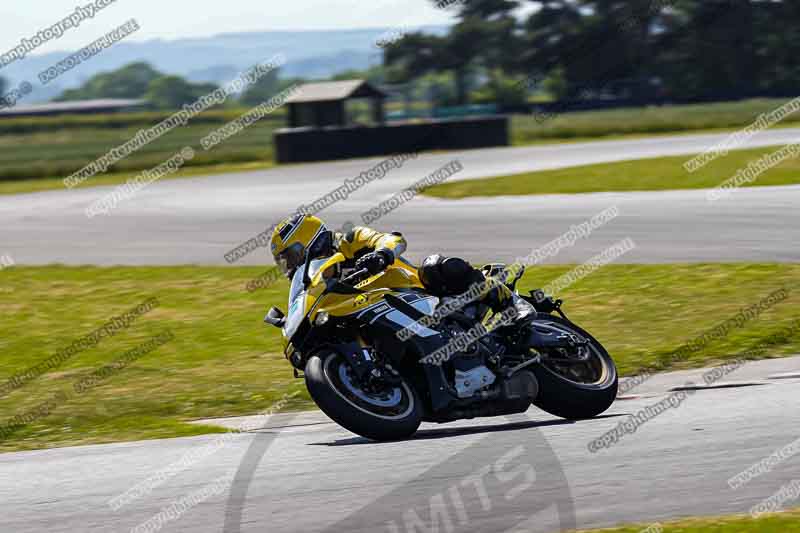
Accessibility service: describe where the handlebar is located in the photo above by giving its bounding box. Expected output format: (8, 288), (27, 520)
(342, 268), (370, 286)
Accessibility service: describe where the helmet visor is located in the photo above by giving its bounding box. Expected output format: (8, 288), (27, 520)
(276, 242), (306, 277)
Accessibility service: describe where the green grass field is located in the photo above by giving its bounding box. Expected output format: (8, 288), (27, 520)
(425, 144), (800, 198)
(0, 160), (276, 196)
(0, 263), (797, 452)
(574, 509), (800, 532)
(1, 98), (799, 195)
(0, 109), (283, 185)
(511, 98), (800, 144)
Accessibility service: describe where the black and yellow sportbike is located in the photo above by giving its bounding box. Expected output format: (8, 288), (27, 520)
(264, 253), (618, 441)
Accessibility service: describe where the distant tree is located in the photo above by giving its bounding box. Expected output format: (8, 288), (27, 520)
(541, 67), (568, 101)
(385, 1), (522, 105)
(438, 20), (488, 104)
(58, 62), (162, 101)
(145, 76), (219, 109)
(422, 72), (460, 107)
(277, 77), (306, 93)
(0, 76), (8, 109)
(330, 65), (385, 84)
(387, 0), (800, 106)
(384, 32), (444, 84)
(384, 32), (466, 105)
(239, 68), (280, 106)
(472, 72), (529, 107)
(455, 0), (520, 19)
(452, 0), (523, 75)
(520, 2), (628, 99)
(751, 0), (800, 93)
(655, 0), (757, 100)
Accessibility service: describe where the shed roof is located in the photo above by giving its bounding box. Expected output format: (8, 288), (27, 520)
(285, 80), (387, 104)
(0, 98), (146, 117)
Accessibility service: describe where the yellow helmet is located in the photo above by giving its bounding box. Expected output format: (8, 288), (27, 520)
(271, 214), (333, 278)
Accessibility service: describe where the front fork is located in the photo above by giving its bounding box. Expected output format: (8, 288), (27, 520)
(332, 341), (403, 389)
(516, 292), (591, 362)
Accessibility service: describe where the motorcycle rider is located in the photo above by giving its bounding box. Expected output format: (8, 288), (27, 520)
(269, 214), (514, 312)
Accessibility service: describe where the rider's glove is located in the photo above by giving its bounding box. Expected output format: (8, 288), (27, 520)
(356, 249), (394, 275)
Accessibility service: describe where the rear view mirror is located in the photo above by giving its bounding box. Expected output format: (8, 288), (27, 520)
(264, 307), (286, 328)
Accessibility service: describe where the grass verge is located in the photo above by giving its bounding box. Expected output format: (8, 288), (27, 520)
(573, 508), (800, 532)
(512, 98), (800, 144)
(0, 114), (282, 186)
(3, 98), (800, 196)
(0, 160), (276, 196)
(425, 144), (800, 198)
(0, 264), (798, 452)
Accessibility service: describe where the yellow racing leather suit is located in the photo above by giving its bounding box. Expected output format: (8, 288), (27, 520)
(335, 226), (512, 311)
(335, 226), (407, 265)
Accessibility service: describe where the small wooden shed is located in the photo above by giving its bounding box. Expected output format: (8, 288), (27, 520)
(284, 79), (388, 128)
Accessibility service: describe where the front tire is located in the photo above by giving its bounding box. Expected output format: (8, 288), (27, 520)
(529, 316), (618, 419)
(305, 351), (422, 441)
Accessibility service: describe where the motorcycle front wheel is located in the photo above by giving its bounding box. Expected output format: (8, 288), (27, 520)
(528, 315), (618, 419)
(305, 350), (422, 441)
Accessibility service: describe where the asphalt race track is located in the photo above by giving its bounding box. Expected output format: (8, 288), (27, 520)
(2, 359), (799, 533)
(1, 128), (799, 266)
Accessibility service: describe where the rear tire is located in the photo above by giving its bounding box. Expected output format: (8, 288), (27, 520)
(529, 316), (618, 419)
(305, 351), (422, 441)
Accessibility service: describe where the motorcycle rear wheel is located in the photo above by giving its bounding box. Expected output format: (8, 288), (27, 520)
(305, 351), (422, 441)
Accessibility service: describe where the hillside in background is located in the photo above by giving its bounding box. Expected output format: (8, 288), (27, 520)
(1, 26), (448, 103)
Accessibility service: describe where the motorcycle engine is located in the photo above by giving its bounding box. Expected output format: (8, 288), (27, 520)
(441, 322), (504, 399)
(454, 364), (495, 399)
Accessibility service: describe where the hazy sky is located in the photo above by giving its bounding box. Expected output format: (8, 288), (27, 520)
(0, 0), (459, 55)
